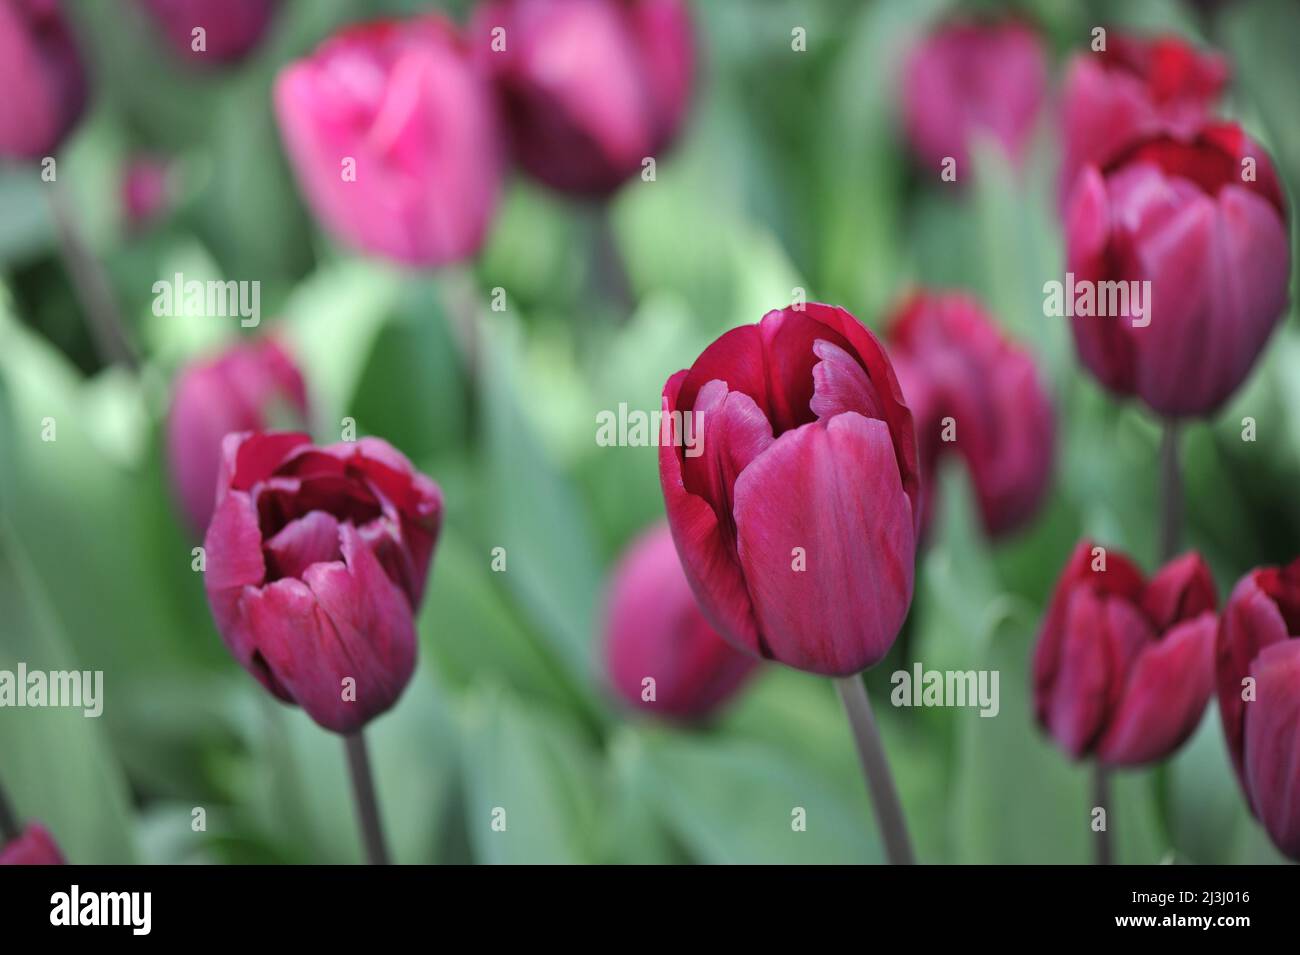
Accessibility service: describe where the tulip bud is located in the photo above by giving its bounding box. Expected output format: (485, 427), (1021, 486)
(137, 0), (280, 65)
(472, 0), (694, 197)
(121, 155), (172, 232)
(203, 432), (442, 733)
(887, 291), (1054, 538)
(0, 0), (87, 160)
(900, 20), (1046, 176)
(166, 338), (310, 536)
(0, 822), (66, 864)
(1033, 541), (1217, 766)
(1060, 33), (1227, 205)
(1217, 558), (1300, 860)
(604, 523), (758, 720)
(659, 302), (920, 677)
(274, 16), (503, 268)
(1065, 122), (1290, 417)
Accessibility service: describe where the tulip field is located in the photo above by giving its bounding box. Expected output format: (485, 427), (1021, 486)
(1, 0), (1299, 877)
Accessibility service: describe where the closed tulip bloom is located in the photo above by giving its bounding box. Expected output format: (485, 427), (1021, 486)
(472, 0), (694, 197)
(1066, 123), (1290, 417)
(900, 20), (1046, 174)
(887, 292), (1054, 538)
(0, 822), (65, 865)
(1217, 558), (1300, 859)
(137, 0), (280, 65)
(203, 432), (442, 733)
(1060, 33), (1227, 204)
(604, 523), (758, 720)
(0, 0), (87, 160)
(120, 155), (172, 232)
(166, 338), (309, 536)
(274, 17), (503, 267)
(659, 303), (920, 677)
(1033, 541), (1217, 766)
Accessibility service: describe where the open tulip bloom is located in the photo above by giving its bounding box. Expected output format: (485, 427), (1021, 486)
(659, 302), (920, 861)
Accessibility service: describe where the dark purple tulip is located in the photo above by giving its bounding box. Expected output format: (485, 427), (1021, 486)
(137, 0), (280, 65)
(0, 0), (87, 159)
(604, 523), (758, 720)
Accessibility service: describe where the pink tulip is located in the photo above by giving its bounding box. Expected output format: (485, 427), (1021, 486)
(900, 20), (1046, 175)
(203, 432), (442, 733)
(472, 0), (694, 197)
(659, 302), (920, 677)
(1033, 541), (1217, 766)
(166, 338), (309, 536)
(1060, 33), (1227, 205)
(137, 0), (280, 65)
(120, 155), (172, 232)
(274, 16), (503, 267)
(1065, 122), (1290, 417)
(604, 523), (758, 720)
(1217, 557), (1300, 859)
(0, 0), (87, 160)
(887, 291), (1054, 538)
(0, 822), (65, 864)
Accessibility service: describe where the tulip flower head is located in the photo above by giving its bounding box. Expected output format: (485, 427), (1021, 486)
(137, 0), (281, 65)
(604, 523), (758, 720)
(1065, 122), (1290, 418)
(472, 0), (695, 197)
(0, 0), (88, 160)
(274, 16), (503, 267)
(887, 291), (1054, 539)
(1033, 541), (1217, 767)
(1217, 558), (1300, 860)
(659, 303), (920, 677)
(203, 432), (442, 733)
(1060, 32), (1228, 203)
(0, 822), (65, 865)
(166, 337), (310, 536)
(900, 19), (1047, 177)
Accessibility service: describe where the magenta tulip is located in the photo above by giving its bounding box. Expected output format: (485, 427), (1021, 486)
(900, 20), (1046, 175)
(166, 338), (309, 536)
(137, 0), (280, 65)
(274, 16), (503, 267)
(1060, 33), (1227, 204)
(1065, 122), (1290, 417)
(121, 155), (172, 232)
(0, 0), (87, 160)
(1217, 558), (1300, 860)
(0, 822), (65, 865)
(203, 432), (442, 733)
(887, 291), (1054, 538)
(659, 302), (920, 677)
(1033, 541), (1217, 766)
(471, 0), (694, 197)
(604, 523), (758, 720)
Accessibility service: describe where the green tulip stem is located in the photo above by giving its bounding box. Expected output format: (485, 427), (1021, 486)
(344, 731), (390, 866)
(1159, 420), (1182, 562)
(835, 675), (915, 864)
(1093, 764), (1113, 866)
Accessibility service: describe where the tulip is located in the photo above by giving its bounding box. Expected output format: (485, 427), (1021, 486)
(900, 20), (1046, 175)
(1065, 122), (1290, 418)
(137, 0), (280, 65)
(1033, 541), (1217, 766)
(202, 431), (442, 733)
(1060, 33), (1227, 205)
(121, 155), (172, 232)
(0, 0), (87, 160)
(887, 292), (1054, 538)
(166, 338), (309, 536)
(274, 16), (503, 267)
(1216, 558), (1300, 859)
(471, 0), (694, 197)
(659, 302), (920, 677)
(0, 822), (65, 865)
(604, 523), (758, 720)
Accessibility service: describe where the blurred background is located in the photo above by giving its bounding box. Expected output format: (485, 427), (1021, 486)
(1, 0), (1298, 864)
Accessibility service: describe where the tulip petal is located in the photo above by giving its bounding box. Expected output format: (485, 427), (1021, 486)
(1243, 639), (1300, 860)
(1097, 612), (1215, 765)
(1142, 551), (1217, 629)
(732, 412), (915, 675)
(810, 339), (883, 420)
(264, 510), (342, 581)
